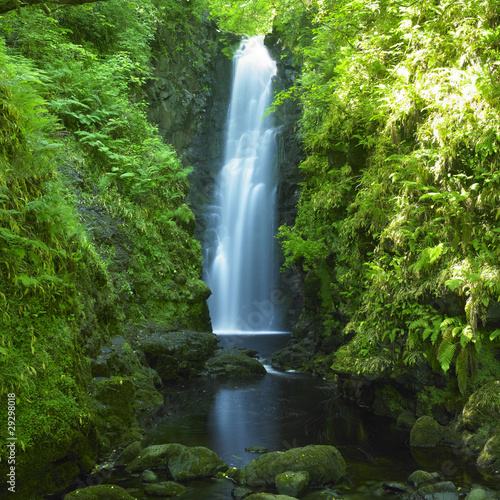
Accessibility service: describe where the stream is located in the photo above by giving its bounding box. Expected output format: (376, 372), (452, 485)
(106, 334), (494, 499)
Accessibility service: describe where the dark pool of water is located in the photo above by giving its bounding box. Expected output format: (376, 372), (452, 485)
(107, 334), (497, 499)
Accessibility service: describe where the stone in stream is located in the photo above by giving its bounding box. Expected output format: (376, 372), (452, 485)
(115, 441), (142, 467)
(409, 480), (459, 500)
(125, 443), (228, 480)
(245, 446), (270, 454)
(245, 495), (299, 500)
(227, 445), (346, 487)
(63, 484), (135, 499)
(140, 469), (158, 483)
(275, 470), (310, 497)
(205, 350), (267, 377)
(144, 481), (187, 496)
(407, 470), (442, 489)
(232, 487), (254, 499)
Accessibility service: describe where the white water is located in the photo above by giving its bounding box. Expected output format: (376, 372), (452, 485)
(204, 36), (281, 333)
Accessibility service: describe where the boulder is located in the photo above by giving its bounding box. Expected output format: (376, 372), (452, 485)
(115, 441), (142, 467)
(461, 381), (500, 432)
(144, 481), (187, 496)
(410, 416), (444, 447)
(465, 489), (488, 500)
(271, 338), (315, 371)
(137, 330), (218, 382)
(140, 469), (158, 483)
(409, 481), (458, 500)
(407, 470), (442, 489)
(126, 443), (227, 480)
(229, 445), (345, 487)
(64, 484), (135, 499)
(205, 350), (266, 377)
(477, 434), (500, 474)
(232, 487), (254, 499)
(246, 495), (299, 500)
(275, 470), (310, 497)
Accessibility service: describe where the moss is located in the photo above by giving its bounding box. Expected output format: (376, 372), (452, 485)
(410, 416), (444, 447)
(461, 381), (500, 432)
(64, 484), (136, 499)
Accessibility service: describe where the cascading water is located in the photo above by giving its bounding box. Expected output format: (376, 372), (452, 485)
(203, 36), (281, 333)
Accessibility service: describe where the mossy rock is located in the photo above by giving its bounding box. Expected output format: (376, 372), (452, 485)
(64, 484), (136, 499)
(410, 416), (444, 447)
(115, 441), (142, 467)
(136, 329), (218, 382)
(477, 434), (500, 475)
(461, 381), (500, 432)
(410, 481), (458, 500)
(205, 352), (266, 377)
(246, 495), (299, 500)
(275, 470), (310, 497)
(126, 443), (227, 480)
(407, 470), (441, 489)
(229, 445), (346, 487)
(144, 481), (187, 496)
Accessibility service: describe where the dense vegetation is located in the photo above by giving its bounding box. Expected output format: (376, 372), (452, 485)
(211, 0), (500, 395)
(0, 0), (214, 493)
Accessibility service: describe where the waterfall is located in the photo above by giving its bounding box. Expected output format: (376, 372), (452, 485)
(203, 36), (281, 333)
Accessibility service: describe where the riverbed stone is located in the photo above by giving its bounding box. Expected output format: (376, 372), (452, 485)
(140, 469), (158, 483)
(126, 443), (227, 480)
(205, 350), (266, 377)
(407, 470), (442, 489)
(275, 470), (309, 497)
(229, 445), (346, 487)
(409, 480), (458, 499)
(245, 495), (299, 500)
(410, 416), (444, 447)
(245, 446), (270, 454)
(232, 487), (254, 499)
(64, 484), (135, 499)
(465, 489), (488, 500)
(144, 481), (187, 496)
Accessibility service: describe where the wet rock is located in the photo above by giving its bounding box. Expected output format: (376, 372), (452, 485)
(271, 338), (315, 370)
(229, 445), (346, 487)
(246, 495), (299, 500)
(275, 470), (309, 497)
(115, 441), (142, 467)
(465, 488), (488, 500)
(144, 481), (187, 496)
(245, 446), (269, 454)
(205, 350), (267, 377)
(409, 480), (458, 499)
(396, 410), (417, 429)
(126, 443), (227, 480)
(381, 481), (409, 493)
(407, 470), (442, 489)
(232, 487), (254, 499)
(140, 469), (158, 483)
(410, 416), (444, 447)
(64, 484), (135, 499)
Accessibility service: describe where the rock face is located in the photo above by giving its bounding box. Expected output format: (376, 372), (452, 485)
(229, 445), (346, 487)
(460, 381), (500, 431)
(126, 443), (228, 480)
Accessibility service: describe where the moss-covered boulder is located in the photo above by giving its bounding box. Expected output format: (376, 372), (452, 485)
(460, 381), (500, 432)
(246, 495), (299, 500)
(477, 434), (500, 475)
(136, 329), (218, 382)
(229, 445), (346, 487)
(115, 441), (143, 467)
(407, 470), (441, 489)
(410, 481), (458, 500)
(126, 443), (227, 480)
(144, 481), (187, 496)
(205, 350), (266, 377)
(271, 338), (316, 371)
(275, 470), (310, 497)
(410, 416), (444, 447)
(64, 484), (136, 499)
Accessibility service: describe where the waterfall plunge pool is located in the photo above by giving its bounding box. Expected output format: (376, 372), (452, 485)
(104, 333), (492, 499)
